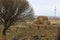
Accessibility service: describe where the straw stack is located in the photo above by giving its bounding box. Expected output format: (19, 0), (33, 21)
(32, 16), (51, 25)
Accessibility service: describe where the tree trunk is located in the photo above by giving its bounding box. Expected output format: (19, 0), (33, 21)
(2, 21), (11, 35)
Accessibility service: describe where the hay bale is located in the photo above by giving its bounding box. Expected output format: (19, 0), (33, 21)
(43, 21), (51, 25)
(37, 16), (48, 21)
(37, 16), (44, 24)
(32, 16), (49, 25)
(43, 16), (48, 21)
(37, 16), (44, 21)
(32, 18), (44, 24)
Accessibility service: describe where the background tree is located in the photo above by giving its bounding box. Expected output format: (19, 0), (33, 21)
(0, 0), (34, 35)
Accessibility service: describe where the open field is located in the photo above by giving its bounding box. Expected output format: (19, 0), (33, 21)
(0, 16), (60, 40)
(0, 20), (59, 40)
(49, 19), (60, 25)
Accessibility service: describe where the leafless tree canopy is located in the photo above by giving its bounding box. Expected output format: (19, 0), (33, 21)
(0, 0), (29, 21)
(0, 0), (34, 35)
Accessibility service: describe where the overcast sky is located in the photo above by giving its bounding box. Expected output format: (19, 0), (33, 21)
(28, 0), (60, 17)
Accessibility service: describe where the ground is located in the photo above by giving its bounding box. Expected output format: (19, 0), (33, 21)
(0, 19), (59, 40)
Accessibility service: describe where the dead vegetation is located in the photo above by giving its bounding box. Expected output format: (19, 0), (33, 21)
(0, 16), (59, 40)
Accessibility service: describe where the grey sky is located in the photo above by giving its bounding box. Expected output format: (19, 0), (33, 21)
(28, 0), (60, 17)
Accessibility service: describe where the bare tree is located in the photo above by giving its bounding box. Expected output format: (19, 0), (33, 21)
(18, 6), (35, 20)
(0, 0), (32, 35)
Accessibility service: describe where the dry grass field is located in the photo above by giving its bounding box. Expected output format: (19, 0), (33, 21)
(49, 20), (60, 25)
(0, 16), (60, 40)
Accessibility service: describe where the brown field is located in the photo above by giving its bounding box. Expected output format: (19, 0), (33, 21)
(0, 18), (60, 40)
(49, 19), (60, 25)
